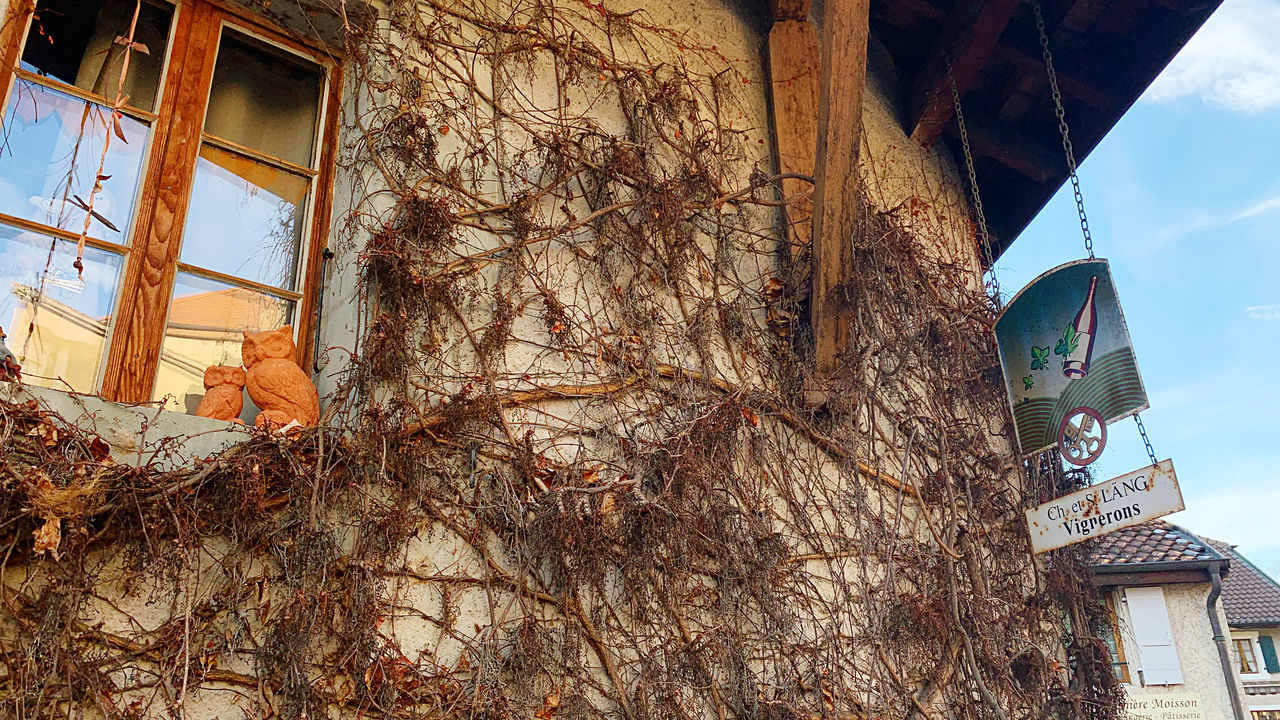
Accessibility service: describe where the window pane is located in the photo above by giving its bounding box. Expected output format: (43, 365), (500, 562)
(21, 0), (172, 112)
(179, 143), (309, 290)
(204, 30), (322, 167)
(1237, 639), (1259, 673)
(0, 226), (122, 392)
(154, 272), (293, 420)
(0, 79), (149, 241)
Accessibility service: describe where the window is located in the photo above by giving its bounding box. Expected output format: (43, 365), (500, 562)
(1237, 637), (1261, 674)
(1253, 712), (1280, 720)
(0, 0), (337, 421)
(1103, 594), (1131, 683)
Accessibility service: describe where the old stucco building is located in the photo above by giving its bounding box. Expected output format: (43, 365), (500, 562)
(0, 0), (1219, 717)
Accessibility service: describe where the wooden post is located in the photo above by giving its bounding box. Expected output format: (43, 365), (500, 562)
(810, 0), (870, 374)
(767, 19), (820, 262)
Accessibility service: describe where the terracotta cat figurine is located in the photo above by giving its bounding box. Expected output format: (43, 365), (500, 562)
(241, 326), (319, 429)
(195, 365), (247, 423)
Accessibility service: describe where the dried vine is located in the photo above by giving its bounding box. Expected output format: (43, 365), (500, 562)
(0, 0), (1122, 718)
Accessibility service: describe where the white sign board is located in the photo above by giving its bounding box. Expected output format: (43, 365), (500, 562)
(1025, 459), (1183, 554)
(1121, 693), (1204, 720)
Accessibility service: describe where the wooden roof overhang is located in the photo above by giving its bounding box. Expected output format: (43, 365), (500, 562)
(869, 0), (1223, 256)
(764, 0), (1219, 370)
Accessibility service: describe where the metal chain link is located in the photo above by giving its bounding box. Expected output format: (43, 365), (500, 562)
(1134, 413), (1158, 466)
(1033, 0), (1094, 260)
(948, 66), (1001, 308)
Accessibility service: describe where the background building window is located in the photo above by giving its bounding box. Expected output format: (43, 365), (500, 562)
(1237, 638), (1260, 674)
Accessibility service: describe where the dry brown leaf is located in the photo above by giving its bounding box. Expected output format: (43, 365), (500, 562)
(28, 419), (58, 447)
(534, 688), (561, 719)
(32, 516), (61, 559)
(762, 276), (784, 301)
(87, 437), (114, 463)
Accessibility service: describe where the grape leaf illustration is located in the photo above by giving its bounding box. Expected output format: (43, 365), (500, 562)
(1030, 346), (1050, 370)
(1022, 375), (1034, 391)
(1054, 323), (1079, 358)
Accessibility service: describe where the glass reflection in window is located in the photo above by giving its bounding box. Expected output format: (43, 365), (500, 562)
(154, 272), (292, 420)
(204, 30), (322, 168)
(0, 228), (122, 392)
(179, 143), (308, 290)
(21, 0), (172, 112)
(0, 80), (149, 240)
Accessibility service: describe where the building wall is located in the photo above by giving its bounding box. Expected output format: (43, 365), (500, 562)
(0, 0), (1021, 718)
(312, 0), (982, 400)
(1112, 583), (1247, 720)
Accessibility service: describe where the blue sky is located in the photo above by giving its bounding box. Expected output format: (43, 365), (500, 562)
(997, 0), (1280, 576)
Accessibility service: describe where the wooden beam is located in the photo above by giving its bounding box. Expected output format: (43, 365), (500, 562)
(767, 19), (820, 261)
(0, 0), (35, 109)
(992, 42), (1114, 110)
(948, 116), (1059, 184)
(1092, 569), (1211, 587)
(810, 0), (869, 374)
(906, 0), (1021, 147)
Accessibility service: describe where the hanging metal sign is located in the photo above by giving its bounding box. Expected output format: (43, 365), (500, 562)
(1025, 459), (1183, 554)
(994, 258), (1148, 461)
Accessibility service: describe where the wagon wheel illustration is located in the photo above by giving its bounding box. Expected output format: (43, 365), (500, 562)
(1057, 406), (1106, 466)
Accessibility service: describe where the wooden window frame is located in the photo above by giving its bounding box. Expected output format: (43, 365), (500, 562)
(1104, 594), (1131, 684)
(1236, 637), (1261, 675)
(0, 0), (342, 404)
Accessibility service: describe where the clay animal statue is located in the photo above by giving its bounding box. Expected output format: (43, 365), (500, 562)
(241, 326), (319, 429)
(194, 365), (247, 423)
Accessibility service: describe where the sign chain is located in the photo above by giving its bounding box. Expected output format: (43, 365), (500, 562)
(1033, 0), (1094, 260)
(947, 65), (1001, 308)
(1036, 2), (1164, 468)
(1134, 413), (1159, 466)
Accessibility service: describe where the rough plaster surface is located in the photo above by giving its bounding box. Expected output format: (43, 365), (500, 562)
(313, 0), (981, 399)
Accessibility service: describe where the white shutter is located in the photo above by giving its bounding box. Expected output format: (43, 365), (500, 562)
(1124, 586), (1184, 685)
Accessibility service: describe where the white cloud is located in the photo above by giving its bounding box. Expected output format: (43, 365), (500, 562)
(1145, 0), (1280, 113)
(1246, 304), (1280, 320)
(1231, 194), (1280, 221)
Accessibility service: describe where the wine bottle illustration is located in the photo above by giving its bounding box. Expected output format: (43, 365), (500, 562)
(1062, 276), (1098, 379)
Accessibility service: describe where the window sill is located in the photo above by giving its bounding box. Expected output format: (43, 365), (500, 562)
(0, 382), (251, 469)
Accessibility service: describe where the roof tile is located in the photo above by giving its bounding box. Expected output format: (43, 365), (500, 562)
(1203, 537), (1280, 626)
(1086, 520), (1224, 566)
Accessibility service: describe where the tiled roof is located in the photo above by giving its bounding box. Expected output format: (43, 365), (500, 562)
(1087, 520), (1225, 567)
(1203, 537), (1280, 626)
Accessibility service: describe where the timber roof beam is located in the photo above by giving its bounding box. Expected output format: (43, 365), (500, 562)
(906, 0), (1022, 147)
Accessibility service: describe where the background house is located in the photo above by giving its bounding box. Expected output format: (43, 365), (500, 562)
(1090, 520), (1247, 720)
(1204, 537), (1280, 720)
